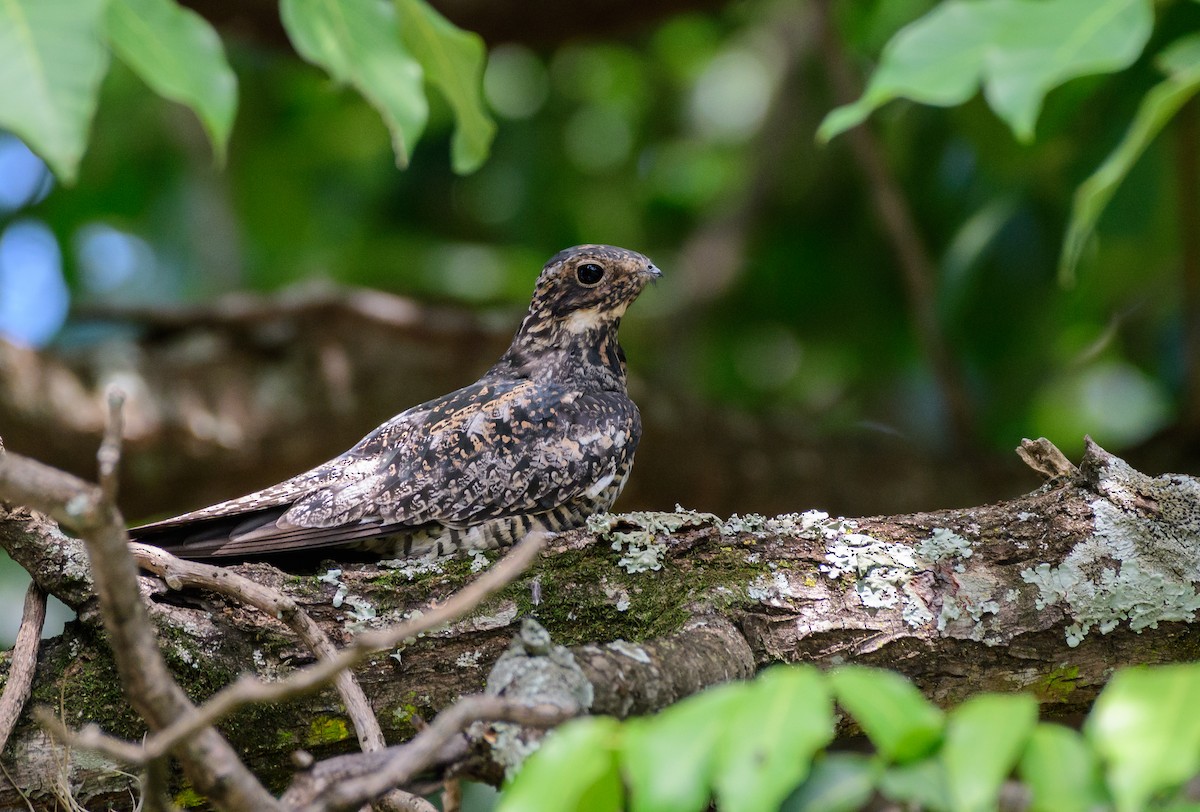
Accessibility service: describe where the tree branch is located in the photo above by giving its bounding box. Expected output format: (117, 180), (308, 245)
(0, 414), (280, 809)
(4, 439), (1200, 808)
(122, 531), (547, 765)
(0, 582), (46, 755)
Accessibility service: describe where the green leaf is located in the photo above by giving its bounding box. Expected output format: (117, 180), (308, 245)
(0, 0), (109, 182)
(1059, 33), (1200, 284)
(1019, 723), (1106, 812)
(104, 0), (237, 164)
(830, 665), (943, 763)
(713, 666), (834, 812)
(1087, 663), (1200, 812)
(497, 717), (623, 812)
(879, 757), (952, 812)
(395, 0), (494, 174)
(781, 753), (879, 812)
(818, 0), (1153, 144)
(280, 0), (427, 168)
(620, 682), (748, 812)
(942, 693), (1038, 812)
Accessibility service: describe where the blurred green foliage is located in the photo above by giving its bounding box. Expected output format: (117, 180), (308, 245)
(4, 0), (1200, 455)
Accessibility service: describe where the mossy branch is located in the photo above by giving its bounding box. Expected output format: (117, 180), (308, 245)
(3, 439), (1200, 809)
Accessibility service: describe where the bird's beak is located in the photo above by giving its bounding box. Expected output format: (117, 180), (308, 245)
(643, 262), (663, 281)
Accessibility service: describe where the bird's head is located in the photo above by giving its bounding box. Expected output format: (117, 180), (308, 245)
(526, 244), (661, 336)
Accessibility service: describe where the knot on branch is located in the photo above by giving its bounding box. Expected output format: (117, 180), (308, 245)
(480, 618), (592, 776)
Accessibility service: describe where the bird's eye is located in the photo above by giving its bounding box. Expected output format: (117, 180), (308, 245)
(576, 262), (605, 285)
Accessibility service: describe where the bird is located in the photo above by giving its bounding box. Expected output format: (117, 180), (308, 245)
(129, 244), (661, 560)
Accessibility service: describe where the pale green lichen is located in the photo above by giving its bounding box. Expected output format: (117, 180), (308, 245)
(902, 597), (934, 627)
(948, 571), (1003, 642)
(484, 619), (593, 777)
(721, 508), (853, 539)
(937, 595), (962, 632)
(379, 553), (444, 578)
(589, 508), (718, 574)
(319, 568), (350, 608)
(1021, 454), (1200, 647)
(917, 527), (973, 572)
(610, 532), (666, 573)
(456, 650), (484, 669)
(820, 528), (931, 623)
(747, 571), (808, 602)
(469, 549), (490, 572)
(818, 520), (986, 632)
(606, 640), (651, 663)
(344, 597), (377, 633)
(602, 582), (632, 611)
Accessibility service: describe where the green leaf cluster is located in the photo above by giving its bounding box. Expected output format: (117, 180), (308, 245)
(498, 662), (1200, 812)
(818, 0), (1200, 282)
(0, 0), (493, 183)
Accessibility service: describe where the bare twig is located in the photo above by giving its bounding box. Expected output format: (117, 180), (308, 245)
(290, 697), (574, 812)
(814, 0), (977, 447)
(126, 531), (548, 763)
(0, 582), (47, 754)
(442, 779), (462, 812)
(375, 790), (438, 812)
(0, 760), (35, 812)
(131, 544), (388, 754)
(32, 708), (152, 765)
(97, 389), (125, 505)
(0, 442), (280, 807)
(131, 543), (434, 812)
(74, 284), (489, 340)
(1016, 437), (1079, 481)
(139, 756), (178, 812)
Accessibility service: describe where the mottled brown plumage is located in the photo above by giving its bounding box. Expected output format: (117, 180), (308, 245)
(129, 245), (660, 559)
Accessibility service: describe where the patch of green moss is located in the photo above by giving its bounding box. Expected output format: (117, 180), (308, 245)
(367, 555), (480, 612)
(30, 631), (146, 742)
(174, 786), (206, 808)
(484, 540), (767, 647)
(306, 715), (352, 747)
(391, 693), (422, 727)
(1033, 665), (1080, 703)
(284, 573), (327, 599)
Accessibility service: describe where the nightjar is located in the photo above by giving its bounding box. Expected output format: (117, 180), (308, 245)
(129, 245), (660, 559)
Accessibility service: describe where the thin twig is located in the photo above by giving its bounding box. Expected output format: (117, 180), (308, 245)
(131, 544), (433, 811)
(138, 756), (178, 812)
(0, 582), (47, 754)
(131, 544), (388, 754)
(814, 0), (977, 447)
(441, 779), (462, 812)
(292, 697), (574, 812)
(73, 284), (490, 339)
(32, 709), (148, 765)
(128, 531), (548, 762)
(97, 388), (125, 505)
(0, 760), (35, 812)
(0, 421), (281, 807)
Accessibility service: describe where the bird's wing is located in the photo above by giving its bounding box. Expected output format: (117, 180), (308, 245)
(281, 378), (639, 528)
(130, 378), (639, 557)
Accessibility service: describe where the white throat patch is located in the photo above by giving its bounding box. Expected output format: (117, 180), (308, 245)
(563, 302), (628, 334)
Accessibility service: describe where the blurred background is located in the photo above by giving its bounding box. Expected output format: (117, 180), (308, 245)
(4, 0), (1200, 645)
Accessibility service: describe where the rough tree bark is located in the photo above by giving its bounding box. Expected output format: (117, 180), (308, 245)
(2, 438), (1199, 809)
